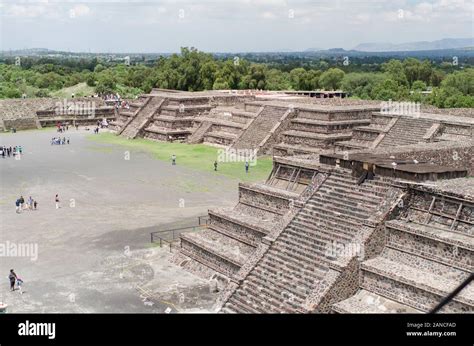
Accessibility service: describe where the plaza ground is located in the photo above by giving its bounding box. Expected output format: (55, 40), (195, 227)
(0, 128), (271, 313)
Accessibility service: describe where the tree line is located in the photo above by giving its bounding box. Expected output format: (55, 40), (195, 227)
(0, 47), (472, 108)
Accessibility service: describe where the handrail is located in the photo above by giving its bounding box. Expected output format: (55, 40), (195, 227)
(429, 272), (473, 313)
(150, 215), (210, 252)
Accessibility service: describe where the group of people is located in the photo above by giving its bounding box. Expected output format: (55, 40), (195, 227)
(0, 145), (22, 158)
(51, 137), (70, 145)
(9, 269), (24, 294)
(15, 195), (38, 213)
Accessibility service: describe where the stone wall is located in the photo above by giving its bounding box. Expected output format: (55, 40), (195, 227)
(3, 118), (38, 130)
(369, 141), (474, 176)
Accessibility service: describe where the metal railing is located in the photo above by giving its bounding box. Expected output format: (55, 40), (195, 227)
(150, 215), (210, 252)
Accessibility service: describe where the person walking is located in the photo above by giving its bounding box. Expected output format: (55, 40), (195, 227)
(28, 196), (33, 210)
(55, 194), (60, 209)
(245, 161), (249, 174)
(214, 161), (218, 171)
(171, 154), (176, 166)
(34, 200), (38, 210)
(9, 270), (17, 292)
(15, 199), (21, 213)
(19, 196), (25, 210)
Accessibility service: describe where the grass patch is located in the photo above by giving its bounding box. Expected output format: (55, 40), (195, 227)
(87, 132), (273, 182)
(51, 82), (95, 98)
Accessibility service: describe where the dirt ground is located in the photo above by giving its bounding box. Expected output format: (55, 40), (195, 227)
(0, 128), (241, 313)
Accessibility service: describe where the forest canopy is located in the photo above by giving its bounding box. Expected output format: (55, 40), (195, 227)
(0, 47), (472, 108)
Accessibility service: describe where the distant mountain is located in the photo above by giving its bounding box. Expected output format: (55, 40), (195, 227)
(353, 38), (474, 52)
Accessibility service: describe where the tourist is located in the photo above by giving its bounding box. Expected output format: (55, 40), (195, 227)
(15, 199), (21, 213)
(9, 270), (17, 292)
(245, 161), (249, 174)
(171, 154), (176, 165)
(55, 194), (60, 209)
(19, 196), (25, 209)
(34, 200), (38, 210)
(0, 147), (4, 158)
(18, 146), (22, 154)
(67, 138), (70, 145)
(28, 196), (33, 210)
(214, 161), (218, 171)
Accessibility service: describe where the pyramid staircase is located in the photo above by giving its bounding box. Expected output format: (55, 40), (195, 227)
(231, 105), (289, 152)
(120, 96), (165, 139)
(176, 161), (323, 281)
(220, 167), (396, 313)
(110, 96), (148, 132)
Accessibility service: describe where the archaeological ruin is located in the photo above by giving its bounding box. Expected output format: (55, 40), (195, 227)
(2, 89), (473, 314)
(110, 89), (473, 314)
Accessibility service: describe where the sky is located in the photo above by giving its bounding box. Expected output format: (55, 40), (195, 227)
(0, 0), (472, 53)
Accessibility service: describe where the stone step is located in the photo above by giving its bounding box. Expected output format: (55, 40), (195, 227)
(382, 247), (470, 283)
(316, 186), (382, 207)
(264, 248), (329, 277)
(221, 302), (242, 313)
(227, 292), (265, 313)
(253, 262), (316, 296)
(318, 183), (386, 201)
(312, 186), (381, 208)
(333, 290), (422, 313)
(289, 220), (354, 243)
(244, 278), (302, 311)
(329, 173), (390, 189)
(251, 268), (309, 301)
(298, 210), (361, 235)
(279, 230), (333, 256)
(204, 131), (238, 140)
(385, 220), (474, 272)
(233, 287), (281, 313)
(208, 224), (258, 247)
(336, 139), (373, 150)
(304, 202), (368, 224)
(361, 257), (474, 312)
(209, 208), (272, 236)
(181, 228), (253, 266)
(308, 195), (374, 217)
(322, 179), (388, 198)
(272, 238), (334, 266)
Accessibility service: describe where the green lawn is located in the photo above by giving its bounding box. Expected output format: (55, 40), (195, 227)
(51, 82), (95, 98)
(87, 132), (273, 182)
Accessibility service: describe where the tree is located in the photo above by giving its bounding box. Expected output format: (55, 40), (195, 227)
(341, 73), (385, 98)
(412, 80), (427, 91)
(95, 74), (116, 94)
(319, 68), (345, 90)
(212, 77), (229, 90)
(382, 59), (408, 86)
(371, 79), (400, 100)
(86, 74), (96, 87)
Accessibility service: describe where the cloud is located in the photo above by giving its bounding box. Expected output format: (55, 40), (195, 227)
(70, 4), (91, 18)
